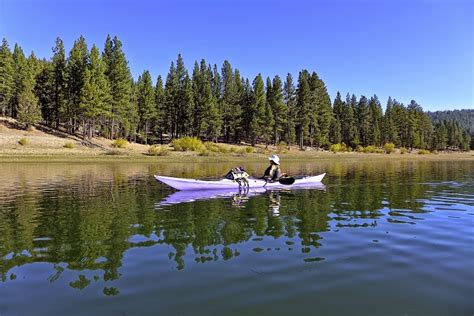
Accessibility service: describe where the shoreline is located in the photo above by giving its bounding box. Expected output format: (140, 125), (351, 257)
(1, 150), (472, 163)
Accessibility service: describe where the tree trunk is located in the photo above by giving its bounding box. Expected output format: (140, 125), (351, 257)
(89, 119), (94, 138)
(145, 121), (148, 145)
(110, 119), (114, 139)
(82, 120), (86, 140)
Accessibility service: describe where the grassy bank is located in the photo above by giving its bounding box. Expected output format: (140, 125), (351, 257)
(0, 150), (472, 163)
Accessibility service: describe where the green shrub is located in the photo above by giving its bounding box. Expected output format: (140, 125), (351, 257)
(204, 142), (220, 152)
(112, 138), (128, 148)
(374, 148), (385, 154)
(236, 147), (247, 155)
(400, 147), (408, 154)
(148, 145), (170, 156)
(64, 142), (75, 149)
(355, 145), (364, 153)
(18, 138), (28, 146)
(217, 144), (229, 153)
(330, 143), (348, 153)
(172, 137), (203, 151)
(383, 143), (395, 154)
(418, 149), (430, 155)
(363, 145), (376, 153)
(245, 146), (254, 153)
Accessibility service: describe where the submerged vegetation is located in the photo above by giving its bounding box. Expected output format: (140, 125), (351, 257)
(0, 36), (471, 154)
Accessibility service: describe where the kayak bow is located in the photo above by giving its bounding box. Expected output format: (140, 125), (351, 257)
(154, 173), (326, 191)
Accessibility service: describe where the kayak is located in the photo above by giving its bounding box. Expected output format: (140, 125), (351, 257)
(154, 173), (326, 191)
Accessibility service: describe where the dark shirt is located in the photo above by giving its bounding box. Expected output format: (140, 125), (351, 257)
(264, 164), (281, 181)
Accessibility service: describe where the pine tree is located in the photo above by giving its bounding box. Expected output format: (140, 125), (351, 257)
(201, 69), (221, 142)
(183, 74), (194, 136)
(11, 44), (28, 118)
(383, 97), (399, 145)
(341, 93), (357, 147)
(349, 94), (360, 146)
(312, 72), (332, 147)
(0, 38), (14, 116)
(191, 61), (203, 137)
(231, 69), (243, 143)
(356, 95), (370, 146)
(461, 130), (471, 151)
(263, 77), (275, 147)
(249, 74), (266, 146)
(17, 88), (41, 127)
(66, 36), (89, 134)
(433, 122), (448, 150)
(368, 95), (383, 146)
(167, 54), (193, 137)
(284, 73), (296, 149)
(51, 37), (67, 128)
(154, 75), (166, 143)
(220, 60), (238, 142)
(270, 75), (287, 145)
(103, 35), (133, 138)
(419, 112), (433, 149)
(307, 73), (320, 147)
(195, 61), (221, 141)
(79, 44), (111, 139)
(407, 100), (421, 148)
(211, 64), (221, 101)
(296, 70), (311, 149)
(164, 62), (177, 138)
(17, 52), (42, 127)
(392, 100), (409, 147)
(136, 70), (156, 144)
(330, 92), (343, 144)
(35, 62), (54, 125)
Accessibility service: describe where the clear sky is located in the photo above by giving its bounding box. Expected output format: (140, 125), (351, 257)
(1, 0), (472, 111)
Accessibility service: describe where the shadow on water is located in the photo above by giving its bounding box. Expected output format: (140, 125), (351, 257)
(0, 160), (473, 297)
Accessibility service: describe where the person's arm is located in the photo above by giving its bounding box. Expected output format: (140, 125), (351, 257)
(262, 165), (271, 179)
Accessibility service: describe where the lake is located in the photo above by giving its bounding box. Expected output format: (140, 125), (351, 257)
(0, 159), (473, 315)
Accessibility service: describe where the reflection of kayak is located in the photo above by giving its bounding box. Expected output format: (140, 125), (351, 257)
(156, 183), (326, 206)
(154, 173), (326, 191)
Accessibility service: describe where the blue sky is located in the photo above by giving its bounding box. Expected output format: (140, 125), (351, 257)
(1, 0), (472, 110)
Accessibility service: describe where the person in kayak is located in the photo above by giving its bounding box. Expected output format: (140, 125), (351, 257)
(263, 155), (282, 182)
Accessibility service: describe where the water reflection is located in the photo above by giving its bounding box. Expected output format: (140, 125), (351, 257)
(0, 160), (472, 297)
(156, 183), (326, 207)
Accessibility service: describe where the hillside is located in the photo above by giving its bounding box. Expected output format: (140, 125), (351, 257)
(428, 109), (474, 134)
(0, 117), (149, 156)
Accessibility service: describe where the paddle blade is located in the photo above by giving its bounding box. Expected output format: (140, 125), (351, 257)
(279, 177), (295, 185)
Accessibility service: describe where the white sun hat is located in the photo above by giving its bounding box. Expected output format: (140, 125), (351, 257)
(268, 154), (280, 165)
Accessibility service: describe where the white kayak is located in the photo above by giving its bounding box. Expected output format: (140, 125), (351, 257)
(154, 173), (326, 191)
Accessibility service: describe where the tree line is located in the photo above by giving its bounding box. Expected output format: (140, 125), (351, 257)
(0, 35), (471, 150)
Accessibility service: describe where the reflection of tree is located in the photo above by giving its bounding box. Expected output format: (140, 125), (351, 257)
(69, 274), (91, 290)
(0, 160), (472, 294)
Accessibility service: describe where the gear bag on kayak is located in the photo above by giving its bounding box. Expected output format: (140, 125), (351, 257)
(225, 167), (250, 181)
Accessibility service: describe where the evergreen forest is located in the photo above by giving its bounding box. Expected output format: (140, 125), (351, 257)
(0, 36), (471, 150)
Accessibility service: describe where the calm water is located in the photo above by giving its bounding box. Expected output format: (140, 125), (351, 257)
(0, 160), (473, 315)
